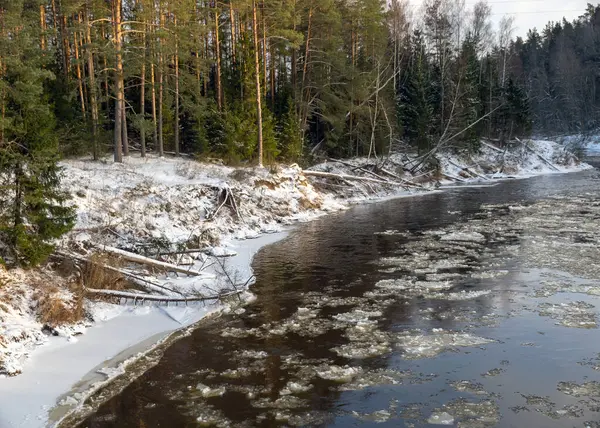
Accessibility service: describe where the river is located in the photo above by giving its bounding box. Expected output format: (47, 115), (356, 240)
(77, 161), (600, 427)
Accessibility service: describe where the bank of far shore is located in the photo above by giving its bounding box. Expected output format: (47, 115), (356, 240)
(0, 139), (591, 428)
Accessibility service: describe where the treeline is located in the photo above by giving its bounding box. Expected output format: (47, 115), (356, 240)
(509, 5), (600, 134)
(0, 0), (551, 167)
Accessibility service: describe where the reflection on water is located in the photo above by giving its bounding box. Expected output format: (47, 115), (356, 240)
(78, 166), (600, 427)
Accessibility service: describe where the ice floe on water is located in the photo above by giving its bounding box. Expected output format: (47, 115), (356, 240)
(338, 368), (410, 391)
(332, 309), (382, 324)
(352, 409), (393, 423)
(538, 301), (597, 328)
(331, 342), (392, 359)
(440, 231), (486, 243)
(450, 380), (490, 396)
(431, 399), (500, 427)
(427, 411), (455, 425)
(315, 364), (363, 383)
(396, 329), (495, 359)
(195, 383), (226, 398)
(557, 381), (600, 398)
(280, 380), (313, 396)
(428, 290), (491, 301)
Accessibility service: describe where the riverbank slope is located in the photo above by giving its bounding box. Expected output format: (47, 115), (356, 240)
(0, 139), (590, 427)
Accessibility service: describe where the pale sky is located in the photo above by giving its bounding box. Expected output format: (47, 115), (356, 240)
(409, 0), (592, 38)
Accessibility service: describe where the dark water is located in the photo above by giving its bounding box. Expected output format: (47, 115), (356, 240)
(79, 163), (600, 428)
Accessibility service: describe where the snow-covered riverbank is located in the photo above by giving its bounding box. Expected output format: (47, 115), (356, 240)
(0, 139), (591, 427)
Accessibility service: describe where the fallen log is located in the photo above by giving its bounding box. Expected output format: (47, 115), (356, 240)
(54, 250), (184, 296)
(303, 170), (395, 186)
(480, 140), (505, 154)
(377, 167), (425, 189)
(328, 158), (395, 184)
(93, 244), (213, 278)
(519, 139), (561, 172)
(446, 159), (490, 181)
(443, 173), (468, 183)
(84, 287), (243, 305)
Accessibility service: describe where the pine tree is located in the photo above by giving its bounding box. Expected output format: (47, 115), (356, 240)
(0, 0), (75, 267)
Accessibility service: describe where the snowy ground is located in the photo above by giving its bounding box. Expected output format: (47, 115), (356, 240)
(0, 139), (591, 427)
(554, 133), (600, 156)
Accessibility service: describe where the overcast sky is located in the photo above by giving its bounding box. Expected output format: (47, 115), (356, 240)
(409, 0), (592, 38)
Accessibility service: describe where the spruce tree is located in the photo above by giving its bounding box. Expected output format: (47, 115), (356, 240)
(0, 0), (75, 267)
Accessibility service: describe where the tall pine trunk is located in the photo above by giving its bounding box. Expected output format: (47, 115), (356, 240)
(113, 0), (124, 162)
(174, 16), (180, 156)
(84, 0), (99, 160)
(214, 7), (222, 110)
(158, 5), (164, 156)
(252, 0), (263, 167)
(140, 31), (146, 158)
(73, 29), (86, 118)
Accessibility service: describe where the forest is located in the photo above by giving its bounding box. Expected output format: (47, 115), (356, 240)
(0, 0), (599, 264)
(0, 0), (599, 163)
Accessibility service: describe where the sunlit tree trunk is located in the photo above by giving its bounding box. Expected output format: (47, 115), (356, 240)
(252, 0), (263, 167)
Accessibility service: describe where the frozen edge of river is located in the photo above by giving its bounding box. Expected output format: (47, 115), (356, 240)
(0, 232), (288, 428)
(0, 143), (593, 428)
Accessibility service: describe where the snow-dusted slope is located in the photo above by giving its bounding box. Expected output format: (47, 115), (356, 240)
(0, 139), (591, 427)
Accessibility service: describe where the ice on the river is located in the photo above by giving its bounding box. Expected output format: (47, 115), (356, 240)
(538, 301), (597, 328)
(195, 383), (226, 397)
(428, 290), (491, 301)
(440, 231), (486, 243)
(332, 309), (382, 324)
(396, 329), (495, 359)
(338, 368), (410, 391)
(315, 364), (362, 383)
(331, 342), (392, 359)
(352, 409), (393, 423)
(450, 380), (490, 395)
(431, 398), (500, 427)
(428, 411), (455, 425)
(557, 381), (600, 398)
(280, 380), (313, 395)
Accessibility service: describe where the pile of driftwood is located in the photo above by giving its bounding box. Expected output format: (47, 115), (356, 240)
(55, 243), (248, 307)
(303, 158), (426, 193)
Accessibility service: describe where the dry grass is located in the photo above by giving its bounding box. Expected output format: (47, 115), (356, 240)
(36, 286), (83, 326)
(81, 254), (128, 291)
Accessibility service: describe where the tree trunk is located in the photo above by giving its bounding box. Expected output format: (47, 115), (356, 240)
(158, 62), (164, 156)
(158, 5), (164, 156)
(102, 24), (110, 112)
(151, 62), (158, 151)
(140, 32), (146, 158)
(174, 16), (180, 156)
(40, 5), (46, 51)
(262, 7), (267, 97)
(113, 0), (124, 163)
(291, 0), (297, 94)
(61, 12), (71, 78)
(84, 0), (99, 160)
(300, 6), (313, 137)
(229, 1), (236, 66)
(73, 29), (87, 118)
(270, 40), (275, 109)
(252, 0), (264, 167)
(122, 105), (129, 156)
(214, 7), (222, 110)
